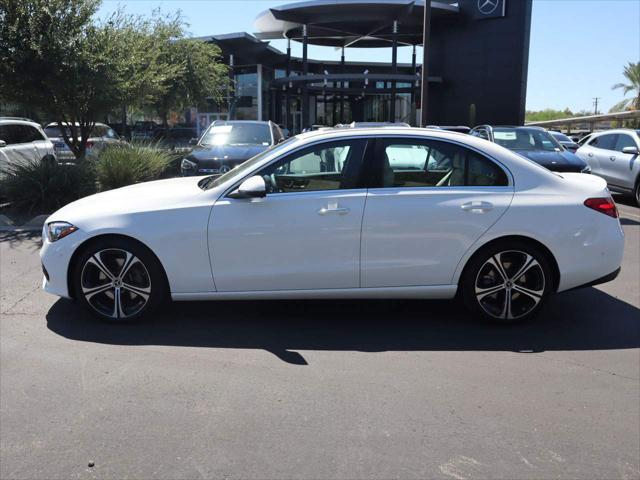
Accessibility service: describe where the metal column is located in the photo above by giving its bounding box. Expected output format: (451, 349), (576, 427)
(285, 38), (291, 131)
(420, 1), (432, 127)
(340, 46), (345, 123)
(410, 44), (417, 126)
(228, 54), (235, 120)
(390, 20), (398, 123)
(302, 24), (309, 130)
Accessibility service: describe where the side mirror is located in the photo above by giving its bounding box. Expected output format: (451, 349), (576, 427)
(228, 175), (267, 199)
(189, 138), (198, 145)
(622, 146), (639, 155)
(0, 140), (6, 148)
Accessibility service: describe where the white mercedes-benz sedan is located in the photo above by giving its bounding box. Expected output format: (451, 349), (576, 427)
(40, 128), (624, 323)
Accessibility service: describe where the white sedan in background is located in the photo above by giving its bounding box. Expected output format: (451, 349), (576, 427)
(40, 128), (624, 323)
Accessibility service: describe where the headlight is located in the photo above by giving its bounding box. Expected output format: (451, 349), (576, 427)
(46, 222), (78, 242)
(581, 165), (592, 174)
(181, 158), (197, 170)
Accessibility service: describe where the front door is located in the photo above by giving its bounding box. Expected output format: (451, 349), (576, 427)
(609, 133), (640, 190)
(360, 137), (514, 287)
(209, 138), (369, 292)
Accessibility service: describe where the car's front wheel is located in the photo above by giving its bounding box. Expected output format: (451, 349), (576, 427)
(73, 237), (167, 322)
(460, 241), (554, 323)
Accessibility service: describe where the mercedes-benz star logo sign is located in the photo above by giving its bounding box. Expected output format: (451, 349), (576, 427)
(478, 0), (499, 15)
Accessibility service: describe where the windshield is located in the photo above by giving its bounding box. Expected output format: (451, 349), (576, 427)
(199, 137), (298, 190)
(493, 127), (562, 152)
(551, 132), (572, 143)
(44, 125), (116, 139)
(200, 123), (272, 147)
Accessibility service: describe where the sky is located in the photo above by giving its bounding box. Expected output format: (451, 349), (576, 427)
(97, 0), (640, 113)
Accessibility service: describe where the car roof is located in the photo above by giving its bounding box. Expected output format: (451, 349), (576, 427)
(0, 117), (41, 127)
(213, 120), (272, 126)
(45, 122), (110, 128)
(590, 128), (639, 136)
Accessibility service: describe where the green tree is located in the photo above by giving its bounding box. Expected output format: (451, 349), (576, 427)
(611, 62), (640, 111)
(152, 38), (228, 127)
(525, 108), (574, 122)
(0, 1), (226, 159)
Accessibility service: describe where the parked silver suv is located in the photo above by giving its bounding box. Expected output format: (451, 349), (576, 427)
(576, 129), (640, 205)
(44, 122), (122, 162)
(0, 117), (56, 174)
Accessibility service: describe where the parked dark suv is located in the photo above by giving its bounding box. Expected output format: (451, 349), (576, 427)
(181, 120), (284, 176)
(470, 125), (590, 173)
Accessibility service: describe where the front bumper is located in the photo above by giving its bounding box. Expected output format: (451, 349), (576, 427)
(40, 228), (90, 299)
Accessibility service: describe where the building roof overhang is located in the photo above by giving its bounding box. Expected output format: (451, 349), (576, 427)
(254, 0), (459, 48)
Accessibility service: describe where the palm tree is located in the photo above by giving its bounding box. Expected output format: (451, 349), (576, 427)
(611, 62), (640, 111)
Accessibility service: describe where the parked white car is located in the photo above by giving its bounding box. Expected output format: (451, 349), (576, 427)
(43, 122), (122, 162)
(576, 129), (640, 205)
(40, 128), (624, 323)
(0, 117), (56, 174)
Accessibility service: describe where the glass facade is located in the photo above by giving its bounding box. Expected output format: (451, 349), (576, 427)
(224, 64), (417, 131)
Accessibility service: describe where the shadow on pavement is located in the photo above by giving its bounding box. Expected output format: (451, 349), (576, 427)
(46, 286), (640, 365)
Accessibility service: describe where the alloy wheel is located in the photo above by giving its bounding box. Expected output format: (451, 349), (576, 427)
(474, 250), (546, 320)
(80, 249), (152, 320)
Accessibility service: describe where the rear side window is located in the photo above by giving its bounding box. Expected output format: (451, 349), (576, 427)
(472, 128), (489, 140)
(590, 134), (617, 150)
(376, 138), (508, 188)
(0, 124), (43, 144)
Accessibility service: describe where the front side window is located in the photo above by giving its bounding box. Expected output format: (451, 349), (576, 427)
(258, 139), (367, 193)
(377, 138), (508, 188)
(614, 134), (637, 152)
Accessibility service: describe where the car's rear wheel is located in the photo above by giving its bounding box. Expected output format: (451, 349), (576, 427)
(73, 238), (166, 322)
(461, 241), (554, 323)
(634, 180), (640, 207)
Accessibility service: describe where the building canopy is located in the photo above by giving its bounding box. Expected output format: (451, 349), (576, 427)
(254, 0), (459, 48)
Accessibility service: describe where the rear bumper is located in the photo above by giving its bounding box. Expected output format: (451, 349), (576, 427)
(567, 267), (621, 291)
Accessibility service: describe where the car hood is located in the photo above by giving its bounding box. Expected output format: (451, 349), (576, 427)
(514, 150), (587, 171)
(186, 144), (268, 163)
(47, 177), (206, 227)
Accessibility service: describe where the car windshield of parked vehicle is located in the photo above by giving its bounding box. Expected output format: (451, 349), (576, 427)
(199, 136), (298, 190)
(200, 124), (272, 147)
(493, 127), (562, 152)
(44, 125), (117, 139)
(551, 132), (572, 143)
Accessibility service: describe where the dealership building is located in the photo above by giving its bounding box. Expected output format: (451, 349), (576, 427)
(196, 0), (532, 134)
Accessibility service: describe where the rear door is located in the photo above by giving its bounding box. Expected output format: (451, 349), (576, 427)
(589, 133), (618, 184)
(360, 136), (514, 288)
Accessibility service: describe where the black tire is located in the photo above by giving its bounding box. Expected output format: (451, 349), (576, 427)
(73, 237), (167, 322)
(460, 240), (554, 323)
(634, 180), (640, 207)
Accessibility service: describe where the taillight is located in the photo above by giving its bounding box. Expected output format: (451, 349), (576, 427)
(584, 197), (618, 218)
(85, 141), (94, 149)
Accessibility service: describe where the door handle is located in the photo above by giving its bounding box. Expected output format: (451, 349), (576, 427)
(609, 156), (616, 161)
(318, 207), (350, 216)
(461, 201), (493, 213)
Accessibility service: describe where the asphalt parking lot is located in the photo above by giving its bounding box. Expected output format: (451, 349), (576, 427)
(1, 198), (639, 480)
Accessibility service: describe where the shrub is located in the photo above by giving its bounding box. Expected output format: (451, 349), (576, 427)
(96, 142), (175, 191)
(0, 159), (96, 214)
